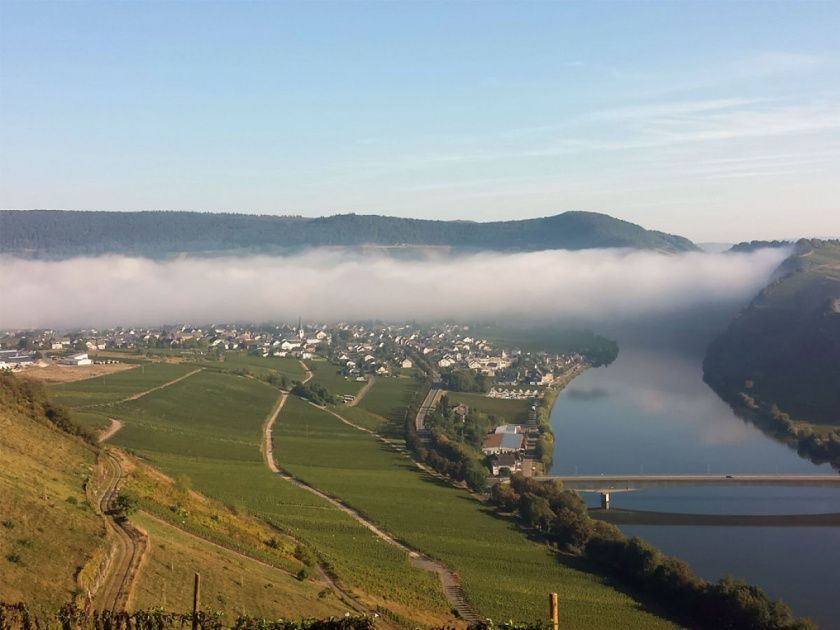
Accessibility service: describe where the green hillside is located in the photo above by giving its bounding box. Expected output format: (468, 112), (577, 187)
(0, 210), (697, 258)
(703, 239), (840, 464)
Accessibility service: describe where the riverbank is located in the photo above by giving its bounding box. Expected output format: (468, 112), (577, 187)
(532, 361), (589, 472)
(706, 382), (840, 473)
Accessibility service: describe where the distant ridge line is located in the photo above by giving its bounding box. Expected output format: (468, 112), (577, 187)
(0, 209), (698, 259)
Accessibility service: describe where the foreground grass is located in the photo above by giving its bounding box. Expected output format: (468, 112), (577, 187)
(274, 397), (677, 629)
(47, 363), (195, 408)
(0, 389), (105, 608)
(106, 371), (451, 623)
(132, 513), (346, 618)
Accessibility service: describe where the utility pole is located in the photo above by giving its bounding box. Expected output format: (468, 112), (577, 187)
(549, 592), (559, 630)
(192, 573), (201, 630)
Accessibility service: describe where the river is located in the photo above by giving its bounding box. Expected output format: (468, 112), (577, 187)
(549, 343), (840, 629)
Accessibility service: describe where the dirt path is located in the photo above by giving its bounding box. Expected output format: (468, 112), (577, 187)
(81, 367), (203, 410)
(98, 419), (123, 443)
(120, 367), (203, 403)
(299, 360), (313, 384)
(261, 393), (288, 474)
(347, 376), (375, 407)
(260, 393), (372, 616)
(264, 395), (478, 622)
(92, 450), (147, 611)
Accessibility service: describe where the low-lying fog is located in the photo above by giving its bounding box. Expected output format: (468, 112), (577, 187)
(0, 248), (788, 330)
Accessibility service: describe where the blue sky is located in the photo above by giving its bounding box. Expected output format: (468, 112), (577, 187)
(1, 1), (838, 241)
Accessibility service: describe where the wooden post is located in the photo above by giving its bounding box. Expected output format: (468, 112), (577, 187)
(192, 573), (201, 630)
(549, 592), (559, 630)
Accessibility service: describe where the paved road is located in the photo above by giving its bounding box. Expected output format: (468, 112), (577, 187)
(415, 385), (442, 433)
(92, 450), (147, 611)
(264, 394), (479, 623)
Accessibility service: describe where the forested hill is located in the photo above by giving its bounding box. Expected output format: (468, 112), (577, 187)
(704, 239), (840, 427)
(0, 210), (697, 258)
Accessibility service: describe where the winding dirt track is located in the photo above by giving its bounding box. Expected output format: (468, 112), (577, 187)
(262, 392), (479, 622)
(299, 361), (313, 384)
(92, 450), (147, 611)
(98, 419), (123, 443)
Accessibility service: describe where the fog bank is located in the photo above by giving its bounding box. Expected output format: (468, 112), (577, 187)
(0, 248), (788, 329)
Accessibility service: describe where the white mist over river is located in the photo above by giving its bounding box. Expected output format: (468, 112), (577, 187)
(0, 247), (786, 329)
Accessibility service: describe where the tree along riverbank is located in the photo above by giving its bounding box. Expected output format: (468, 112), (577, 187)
(704, 384), (840, 473)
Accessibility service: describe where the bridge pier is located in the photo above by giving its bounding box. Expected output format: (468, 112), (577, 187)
(600, 492), (610, 510)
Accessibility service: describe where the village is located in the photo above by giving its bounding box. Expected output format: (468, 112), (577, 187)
(2, 321), (586, 477)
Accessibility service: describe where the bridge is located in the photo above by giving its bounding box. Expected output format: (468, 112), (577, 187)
(533, 474), (840, 509)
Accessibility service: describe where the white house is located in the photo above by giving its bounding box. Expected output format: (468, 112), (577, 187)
(401, 358), (413, 369)
(62, 353), (92, 366)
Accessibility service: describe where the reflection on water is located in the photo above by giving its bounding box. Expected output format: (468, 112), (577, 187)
(550, 344), (840, 627)
(550, 345), (834, 475)
(620, 525), (840, 630)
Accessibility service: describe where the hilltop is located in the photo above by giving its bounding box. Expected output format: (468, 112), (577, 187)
(704, 239), (840, 464)
(0, 210), (697, 259)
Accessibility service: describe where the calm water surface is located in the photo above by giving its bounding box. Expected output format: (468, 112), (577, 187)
(550, 344), (840, 628)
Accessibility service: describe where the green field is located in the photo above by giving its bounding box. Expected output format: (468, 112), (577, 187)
(47, 363), (196, 408)
(445, 391), (531, 424)
(105, 370), (451, 623)
(305, 360), (365, 397)
(356, 372), (422, 434)
(274, 397), (676, 628)
(202, 353), (308, 381)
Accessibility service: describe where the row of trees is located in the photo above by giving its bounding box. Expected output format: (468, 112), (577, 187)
(291, 381), (336, 406)
(490, 475), (814, 630)
(0, 371), (96, 445)
(441, 369), (493, 393)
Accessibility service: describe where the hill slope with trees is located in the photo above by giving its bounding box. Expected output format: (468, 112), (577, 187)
(0, 210), (697, 258)
(703, 239), (840, 466)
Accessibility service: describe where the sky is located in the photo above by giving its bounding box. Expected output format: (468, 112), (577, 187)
(1, 1), (838, 242)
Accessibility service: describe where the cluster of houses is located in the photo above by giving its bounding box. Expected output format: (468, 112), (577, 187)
(480, 424), (535, 476)
(2, 322), (585, 394)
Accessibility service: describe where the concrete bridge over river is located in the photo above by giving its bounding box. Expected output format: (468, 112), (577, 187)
(533, 474), (840, 509)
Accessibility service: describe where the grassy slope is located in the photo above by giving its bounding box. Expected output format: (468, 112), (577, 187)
(275, 396), (676, 629)
(105, 370), (451, 623)
(47, 363), (195, 408)
(306, 360), (365, 397)
(444, 392), (531, 424)
(0, 387), (105, 608)
(132, 513), (346, 618)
